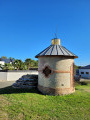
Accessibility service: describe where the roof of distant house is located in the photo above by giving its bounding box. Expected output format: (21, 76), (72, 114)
(79, 65), (90, 69)
(0, 58), (14, 63)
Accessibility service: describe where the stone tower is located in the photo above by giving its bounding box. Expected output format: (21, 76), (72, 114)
(35, 38), (78, 95)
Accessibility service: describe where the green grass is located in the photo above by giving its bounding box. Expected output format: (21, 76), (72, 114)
(0, 82), (90, 120)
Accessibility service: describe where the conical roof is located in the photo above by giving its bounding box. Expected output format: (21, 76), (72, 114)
(35, 38), (78, 58)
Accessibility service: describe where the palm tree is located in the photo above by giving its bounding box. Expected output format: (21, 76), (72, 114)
(0, 64), (3, 70)
(13, 59), (23, 70)
(3, 63), (8, 70)
(1, 56), (7, 59)
(7, 63), (14, 70)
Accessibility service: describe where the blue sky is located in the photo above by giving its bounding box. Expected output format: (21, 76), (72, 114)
(0, 0), (90, 66)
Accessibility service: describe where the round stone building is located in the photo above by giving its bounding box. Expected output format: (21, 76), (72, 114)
(35, 38), (78, 95)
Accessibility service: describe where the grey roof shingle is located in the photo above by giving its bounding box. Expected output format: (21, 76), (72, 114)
(80, 65), (90, 69)
(35, 45), (78, 58)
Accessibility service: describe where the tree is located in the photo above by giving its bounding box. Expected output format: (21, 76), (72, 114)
(18, 60), (24, 70)
(13, 59), (23, 70)
(1, 56), (7, 59)
(2, 63), (14, 70)
(0, 64), (3, 70)
(3, 63), (8, 70)
(25, 58), (32, 70)
(7, 63), (14, 70)
(30, 60), (38, 68)
(22, 63), (28, 70)
(74, 65), (79, 70)
(9, 57), (15, 61)
(30, 60), (35, 67)
(34, 60), (38, 67)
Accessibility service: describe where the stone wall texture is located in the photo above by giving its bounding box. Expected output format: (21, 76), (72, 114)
(38, 56), (74, 95)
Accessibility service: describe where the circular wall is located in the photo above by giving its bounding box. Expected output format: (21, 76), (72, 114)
(38, 56), (75, 95)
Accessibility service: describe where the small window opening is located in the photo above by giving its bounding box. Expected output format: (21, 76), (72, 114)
(43, 66), (52, 77)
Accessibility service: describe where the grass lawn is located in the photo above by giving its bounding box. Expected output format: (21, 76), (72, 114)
(0, 82), (90, 120)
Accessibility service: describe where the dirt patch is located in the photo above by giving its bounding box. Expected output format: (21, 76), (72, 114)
(17, 113), (25, 120)
(84, 89), (90, 92)
(0, 110), (8, 120)
(0, 96), (10, 120)
(0, 96), (10, 107)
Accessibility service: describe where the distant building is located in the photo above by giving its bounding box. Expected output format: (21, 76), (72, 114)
(0, 58), (14, 65)
(79, 65), (90, 79)
(0, 61), (5, 65)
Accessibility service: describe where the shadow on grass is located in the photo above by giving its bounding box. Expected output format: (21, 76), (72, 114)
(75, 81), (89, 86)
(0, 86), (42, 95)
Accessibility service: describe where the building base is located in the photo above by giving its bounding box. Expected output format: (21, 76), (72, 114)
(38, 85), (75, 95)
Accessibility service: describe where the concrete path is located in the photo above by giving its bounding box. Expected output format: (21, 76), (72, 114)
(80, 78), (90, 82)
(0, 81), (16, 89)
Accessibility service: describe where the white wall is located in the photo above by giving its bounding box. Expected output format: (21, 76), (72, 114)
(0, 72), (7, 81)
(0, 61), (5, 65)
(0, 70), (38, 82)
(79, 69), (90, 79)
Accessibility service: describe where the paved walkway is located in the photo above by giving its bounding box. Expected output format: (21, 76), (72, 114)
(80, 78), (90, 81)
(0, 81), (16, 89)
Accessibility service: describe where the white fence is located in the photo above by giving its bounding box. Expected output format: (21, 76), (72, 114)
(0, 70), (38, 82)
